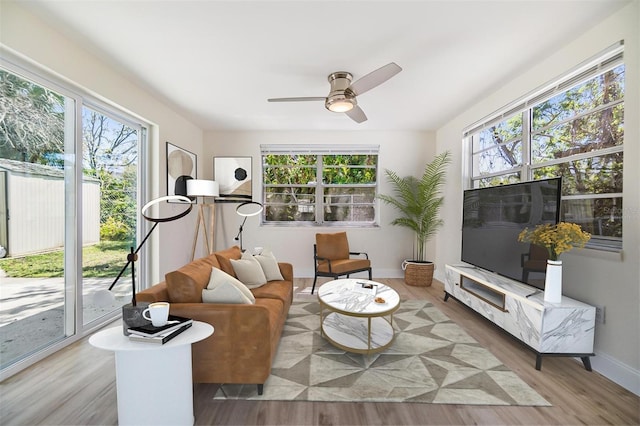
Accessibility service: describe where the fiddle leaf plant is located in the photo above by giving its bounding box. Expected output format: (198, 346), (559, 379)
(378, 151), (451, 262)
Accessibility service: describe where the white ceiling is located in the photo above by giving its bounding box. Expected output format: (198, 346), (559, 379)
(22, 0), (629, 131)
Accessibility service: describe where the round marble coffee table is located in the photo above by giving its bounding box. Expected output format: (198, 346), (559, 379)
(317, 279), (400, 354)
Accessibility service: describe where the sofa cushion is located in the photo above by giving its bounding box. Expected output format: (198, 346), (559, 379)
(204, 253), (222, 269)
(231, 251), (268, 289)
(165, 257), (216, 303)
(254, 248), (285, 281)
(215, 246), (242, 277)
(250, 280), (291, 305)
(202, 267), (255, 304)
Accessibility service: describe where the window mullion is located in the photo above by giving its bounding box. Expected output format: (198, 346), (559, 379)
(522, 110), (532, 180)
(316, 155), (323, 224)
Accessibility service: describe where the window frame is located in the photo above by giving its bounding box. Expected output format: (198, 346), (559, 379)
(261, 144), (380, 227)
(463, 42), (624, 252)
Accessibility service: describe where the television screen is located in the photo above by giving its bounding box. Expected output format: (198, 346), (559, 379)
(461, 178), (561, 289)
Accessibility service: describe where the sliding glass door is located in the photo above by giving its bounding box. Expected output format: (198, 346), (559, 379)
(81, 105), (140, 325)
(0, 61), (146, 376)
(0, 68), (74, 370)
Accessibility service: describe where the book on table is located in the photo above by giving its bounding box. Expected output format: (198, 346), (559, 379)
(128, 322), (193, 345)
(128, 315), (192, 337)
(352, 281), (377, 296)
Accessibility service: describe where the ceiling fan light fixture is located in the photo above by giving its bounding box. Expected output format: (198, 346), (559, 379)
(326, 98), (355, 113)
(268, 63), (401, 124)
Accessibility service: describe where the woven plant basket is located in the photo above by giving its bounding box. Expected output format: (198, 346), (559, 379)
(402, 261), (434, 287)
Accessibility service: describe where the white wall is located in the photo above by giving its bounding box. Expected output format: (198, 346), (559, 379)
(5, 0), (637, 394)
(0, 2), (204, 285)
(435, 2), (640, 394)
(203, 131), (437, 278)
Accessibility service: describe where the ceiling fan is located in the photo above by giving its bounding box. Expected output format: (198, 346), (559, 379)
(267, 62), (402, 123)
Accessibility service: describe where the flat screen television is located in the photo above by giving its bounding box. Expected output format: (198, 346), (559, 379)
(461, 177), (561, 289)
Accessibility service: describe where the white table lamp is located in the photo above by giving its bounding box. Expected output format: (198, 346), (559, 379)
(187, 179), (219, 259)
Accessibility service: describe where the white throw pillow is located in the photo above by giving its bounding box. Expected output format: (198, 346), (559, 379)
(254, 248), (284, 281)
(230, 251), (268, 289)
(202, 267), (256, 304)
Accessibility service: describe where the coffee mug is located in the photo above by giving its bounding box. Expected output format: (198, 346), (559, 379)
(142, 302), (170, 327)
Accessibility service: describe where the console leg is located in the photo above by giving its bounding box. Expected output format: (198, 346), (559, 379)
(535, 354), (542, 370)
(581, 356), (593, 371)
(444, 292), (450, 302)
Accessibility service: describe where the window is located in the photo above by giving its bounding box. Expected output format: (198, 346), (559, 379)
(261, 145), (379, 226)
(0, 55), (147, 379)
(465, 42), (624, 251)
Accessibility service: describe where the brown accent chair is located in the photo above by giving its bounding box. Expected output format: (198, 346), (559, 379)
(521, 243), (549, 283)
(312, 232), (372, 294)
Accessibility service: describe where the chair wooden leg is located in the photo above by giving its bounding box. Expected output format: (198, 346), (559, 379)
(311, 276), (318, 294)
(368, 268), (372, 280)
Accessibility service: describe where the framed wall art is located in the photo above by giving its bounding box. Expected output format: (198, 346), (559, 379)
(166, 142), (197, 203)
(213, 156), (252, 202)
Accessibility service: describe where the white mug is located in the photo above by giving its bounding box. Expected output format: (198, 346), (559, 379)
(142, 302), (170, 327)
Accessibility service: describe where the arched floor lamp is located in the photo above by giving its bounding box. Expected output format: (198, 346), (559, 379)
(234, 201), (263, 252)
(95, 195), (192, 334)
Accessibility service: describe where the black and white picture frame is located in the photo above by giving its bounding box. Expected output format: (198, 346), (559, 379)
(214, 156), (252, 202)
(166, 142), (197, 203)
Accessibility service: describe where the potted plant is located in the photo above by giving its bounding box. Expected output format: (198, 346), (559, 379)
(378, 151), (451, 286)
(518, 222), (591, 302)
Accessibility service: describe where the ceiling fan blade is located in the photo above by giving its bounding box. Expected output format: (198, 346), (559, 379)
(267, 97), (326, 102)
(345, 105), (367, 123)
(349, 62), (402, 96)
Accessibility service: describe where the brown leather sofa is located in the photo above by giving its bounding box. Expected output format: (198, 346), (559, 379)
(136, 246), (293, 395)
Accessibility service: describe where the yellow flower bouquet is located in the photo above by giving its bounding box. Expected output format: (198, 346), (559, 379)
(518, 222), (591, 261)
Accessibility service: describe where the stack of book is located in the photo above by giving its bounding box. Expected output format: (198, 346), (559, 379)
(128, 315), (193, 344)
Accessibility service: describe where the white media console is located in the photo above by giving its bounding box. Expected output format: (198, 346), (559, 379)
(444, 264), (596, 370)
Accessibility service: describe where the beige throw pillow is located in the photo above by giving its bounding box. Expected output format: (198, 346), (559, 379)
(254, 248), (284, 281)
(201, 267), (255, 304)
(230, 251), (268, 289)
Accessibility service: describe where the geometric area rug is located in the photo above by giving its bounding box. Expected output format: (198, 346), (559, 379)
(214, 299), (550, 406)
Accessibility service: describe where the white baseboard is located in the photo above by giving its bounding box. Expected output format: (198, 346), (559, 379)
(590, 351), (640, 396)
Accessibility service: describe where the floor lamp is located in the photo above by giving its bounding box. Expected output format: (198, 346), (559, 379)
(187, 179), (219, 260)
(92, 195), (193, 335)
(234, 201), (264, 252)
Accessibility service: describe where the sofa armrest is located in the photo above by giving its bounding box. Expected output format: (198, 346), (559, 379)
(278, 262), (293, 282)
(136, 282), (169, 303)
(167, 302), (275, 384)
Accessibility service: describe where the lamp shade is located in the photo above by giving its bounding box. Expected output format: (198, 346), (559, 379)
(236, 201), (263, 217)
(187, 179), (219, 197)
(327, 99), (355, 113)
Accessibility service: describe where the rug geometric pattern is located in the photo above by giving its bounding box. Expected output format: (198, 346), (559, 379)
(214, 299), (550, 406)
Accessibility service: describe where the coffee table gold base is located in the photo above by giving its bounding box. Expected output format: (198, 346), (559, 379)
(317, 279), (401, 355)
(320, 310), (396, 355)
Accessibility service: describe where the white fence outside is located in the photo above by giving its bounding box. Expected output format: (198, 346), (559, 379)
(0, 160), (100, 257)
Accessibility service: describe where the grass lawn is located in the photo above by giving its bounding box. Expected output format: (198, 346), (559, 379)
(0, 241), (132, 278)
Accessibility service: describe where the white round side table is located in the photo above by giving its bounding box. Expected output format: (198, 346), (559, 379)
(89, 321), (213, 426)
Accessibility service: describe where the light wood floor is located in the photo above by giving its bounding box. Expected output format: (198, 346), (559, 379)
(1, 278), (638, 425)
